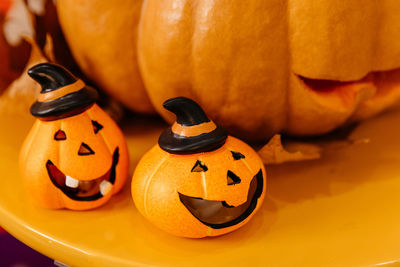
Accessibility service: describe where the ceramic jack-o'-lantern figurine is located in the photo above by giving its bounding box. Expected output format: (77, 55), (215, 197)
(132, 97), (266, 238)
(19, 63), (129, 210)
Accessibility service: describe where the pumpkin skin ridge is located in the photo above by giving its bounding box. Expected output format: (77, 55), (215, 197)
(225, 145), (255, 175)
(55, 106), (121, 210)
(143, 153), (169, 217)
(179, 149), (258, 204)
(132, 136), (267, 238)
(288, 0), (400, 81)
(20, 104), (129, 210)
(58, 0), (400, 140)
(58, 109), (113, 180)
(86, 104), (130, 194)
(168, 137), (265, 206)
(196, 155), (208, 199)
(56, 120), (65, 207)
(20, 62), (130, 210)
(20, 120), (64, 209)
(85, 107), (120, 196)
(56, 0), (154, 113)
(50, 111), (113, 208)
(85, 108), (116, 174)
(137, 0), (291, 140)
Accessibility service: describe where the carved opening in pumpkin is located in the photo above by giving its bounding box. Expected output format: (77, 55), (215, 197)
(191, 160), (208, 172)
(297, 67), (400, 106)
(178, 169), (263, 229)
(78, 142), (94, 156)
(91, 120), (103, 134)
(45, 147), (119, 201)
(231, 151), (245, 160)
(227, 170), (241, 185)
(54, 129), (66, 141)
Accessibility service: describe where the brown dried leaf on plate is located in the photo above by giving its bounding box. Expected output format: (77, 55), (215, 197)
(258, 134), (321, 164)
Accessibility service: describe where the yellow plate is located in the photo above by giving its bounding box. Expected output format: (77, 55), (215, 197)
(1, 108), (400, 267)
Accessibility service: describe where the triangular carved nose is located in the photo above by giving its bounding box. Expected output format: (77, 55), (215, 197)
(78, 142), (95, 156)
(227, 170), (241, 185)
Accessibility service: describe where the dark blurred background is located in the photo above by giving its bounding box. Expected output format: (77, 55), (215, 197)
(0, 227), (54, 267)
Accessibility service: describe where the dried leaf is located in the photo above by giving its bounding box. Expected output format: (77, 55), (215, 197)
(0, 37), (47, 115)
(27, 0), (46, 16)
(43, 33), (54, 61)
(258, 134), (321, 164)
(0, 15), (19, 92)
(3, 0), (35, 46)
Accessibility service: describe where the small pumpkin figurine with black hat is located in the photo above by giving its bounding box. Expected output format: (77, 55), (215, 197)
(132, 97), (266, 238)
(19, 63), (129, 210)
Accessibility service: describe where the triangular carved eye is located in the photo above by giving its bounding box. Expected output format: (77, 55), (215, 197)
(92, 120), (103, 134)
(78, 143), (95, 156)
(54, 130), (66, 141)
(231, 151), (245, 160)
(227, 170), (241, 185)
(191, 160), (208, 172)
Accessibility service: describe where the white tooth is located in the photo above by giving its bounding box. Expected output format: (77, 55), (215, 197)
(100, 181), (112, 196)
(65, 176), (79, 188)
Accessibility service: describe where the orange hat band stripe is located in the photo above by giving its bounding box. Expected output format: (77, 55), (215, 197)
(172, 121), (217, 137)
(37, 79), (85, 102)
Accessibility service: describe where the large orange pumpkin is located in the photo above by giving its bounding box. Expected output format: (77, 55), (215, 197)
(19, 63), (129, 210)
(56, 0), (400, 140)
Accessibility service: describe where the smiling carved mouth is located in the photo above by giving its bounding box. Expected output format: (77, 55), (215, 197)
(45, 147), (119, 201)
(178, 169), (263, 229)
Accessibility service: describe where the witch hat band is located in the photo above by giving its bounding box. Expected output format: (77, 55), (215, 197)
(158, 97), (228, 154)
(28, 63), (98, 121)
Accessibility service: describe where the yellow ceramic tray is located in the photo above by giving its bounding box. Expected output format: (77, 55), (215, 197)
(1, 107), (400, 267)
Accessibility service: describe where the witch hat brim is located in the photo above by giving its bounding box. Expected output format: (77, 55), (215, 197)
(30, 87), (98, 120)
(28, 63), (98, 121)
(159, 126), (228, 154)
(158, 97), (228, 154)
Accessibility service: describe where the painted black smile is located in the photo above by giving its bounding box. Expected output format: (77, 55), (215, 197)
(45, 147), (119, 201)
(178, 169), (263, 229)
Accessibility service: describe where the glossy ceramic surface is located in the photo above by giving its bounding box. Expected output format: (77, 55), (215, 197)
(1, 107), (400, 266)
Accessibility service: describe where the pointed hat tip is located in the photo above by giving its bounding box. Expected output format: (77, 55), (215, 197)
(162, 97), (210, 126)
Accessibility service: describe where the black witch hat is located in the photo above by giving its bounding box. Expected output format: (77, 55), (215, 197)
(158, 97), (228, 154)
(28, 63), (98, 121)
